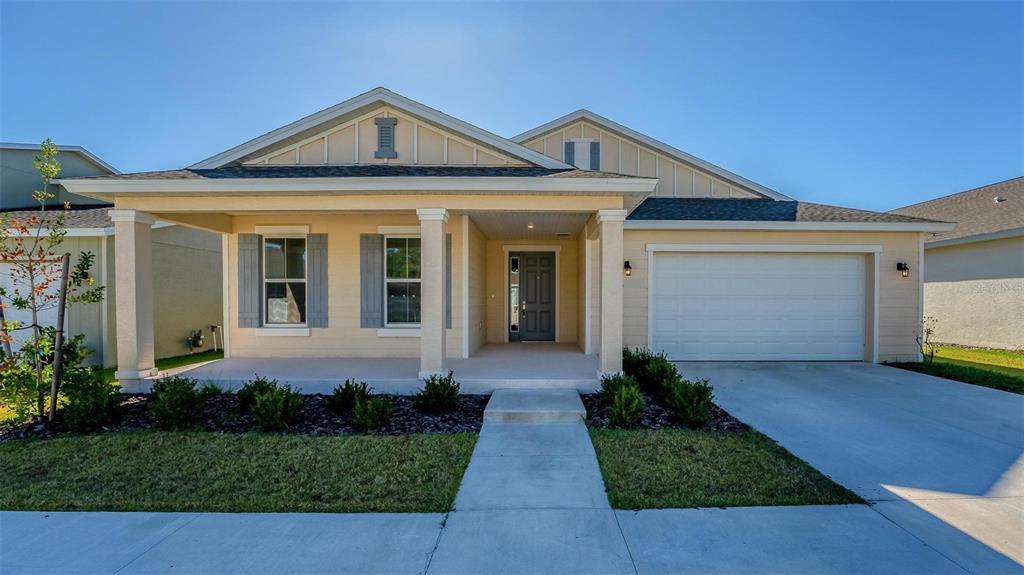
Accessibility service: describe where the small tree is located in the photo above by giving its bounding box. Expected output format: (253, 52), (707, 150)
(916, 316), (938, 364)
(0, 139), (104, 421)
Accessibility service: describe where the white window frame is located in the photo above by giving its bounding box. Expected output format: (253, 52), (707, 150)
(384, 233), (422, 328)
(261, 233), (308, 327)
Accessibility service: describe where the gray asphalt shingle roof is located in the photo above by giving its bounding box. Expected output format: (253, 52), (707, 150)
(628, 197), (940, 224)
(2, 207), (111, 229)
(890, 176), (1024, 242)
(66, 165), (635, 181)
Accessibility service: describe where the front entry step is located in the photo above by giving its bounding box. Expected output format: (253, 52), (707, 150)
(483, 388), (586, 423)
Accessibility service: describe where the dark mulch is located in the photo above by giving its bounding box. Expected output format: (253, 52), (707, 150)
(582, 392), (749, 432)
(0, 393), (488, 442)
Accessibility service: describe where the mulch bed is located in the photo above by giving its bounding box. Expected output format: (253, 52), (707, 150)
(582, 392), (749, 432)
(0, 393), (488, 442)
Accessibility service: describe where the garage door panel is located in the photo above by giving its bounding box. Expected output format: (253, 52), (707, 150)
(651, 253), (865, 361)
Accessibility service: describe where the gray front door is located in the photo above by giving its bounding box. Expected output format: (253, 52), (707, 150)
(512, 252), (556, 341)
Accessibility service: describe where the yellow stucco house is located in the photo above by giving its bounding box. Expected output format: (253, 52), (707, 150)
(59, 88), (952, 390)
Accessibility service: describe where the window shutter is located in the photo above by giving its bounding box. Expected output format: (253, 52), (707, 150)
(564, 141), (575, 166)
(237, 234), (262, 328)
(590, 141), (601, 171)
(446, 233), (452, 329)
(307, 234), (329, 328)
(360, 234), (384, 327)
(374, 117), (398, 159)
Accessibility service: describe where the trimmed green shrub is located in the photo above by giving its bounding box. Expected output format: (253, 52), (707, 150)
(663, 377), (715, 426)
(599, 373), (639, 403)
(237, 376), (277, 413)
(622, 347), (651, 380)
(62, 372), (121, 432)
(414, 371), (460, 413)
(250, 384), (304, 431)
(149, 377), (204, 431)
(608, 384), (646, 429)
(200, 381), (225, 396)
(351, 396), (393, 432)
(638, 354), (679, 395)
(325, 380), (372, 415)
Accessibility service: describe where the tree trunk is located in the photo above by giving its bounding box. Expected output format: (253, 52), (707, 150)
(0, 302), (12, 359)
(48, 253), (71, 422)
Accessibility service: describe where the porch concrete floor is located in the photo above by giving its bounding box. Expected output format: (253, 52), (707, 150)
(164, 343), (598, 394)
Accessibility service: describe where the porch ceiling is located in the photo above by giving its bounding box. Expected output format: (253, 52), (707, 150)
(470, 212), (591, 240)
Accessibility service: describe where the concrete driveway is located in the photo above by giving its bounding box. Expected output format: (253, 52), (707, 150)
(682, 362), (1024, 574)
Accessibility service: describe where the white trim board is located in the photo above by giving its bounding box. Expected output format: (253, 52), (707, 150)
(511, 109), (791, 201)
(645, 243), (883, 254)
(501, 245), (561, 343)
(254, 224), (309, 236)
(461, 215), (470, 359)
(626, 220), (956, 233)
(189, 87), (570, 170)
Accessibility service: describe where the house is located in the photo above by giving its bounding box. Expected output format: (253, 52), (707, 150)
(58, 88), (952, 387)
(891, 177), (1023, 350)
(1, 143), (224, 366)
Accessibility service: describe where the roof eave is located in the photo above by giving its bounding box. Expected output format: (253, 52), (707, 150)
(624, 219), (956, 232)
(512, 109), (792, 201)
(925, 227), (1024, 248)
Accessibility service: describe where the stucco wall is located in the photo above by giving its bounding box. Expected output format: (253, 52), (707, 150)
(484, 238), (579, 345)
(622, 229), (924, 362)
(922, 237), (1024, 349)
(227, 214), (464, 359)
(467, 217), (487, 354)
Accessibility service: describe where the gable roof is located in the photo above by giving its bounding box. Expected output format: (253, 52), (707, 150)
(0, 142), (119, 174)
(70, 165), (632, 181)
(512, 109), (792, 201)
(190, 87), (569, 170)
(890, 176), (1024, 245)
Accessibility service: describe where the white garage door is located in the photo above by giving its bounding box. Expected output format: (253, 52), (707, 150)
(0, 263), (61, 346)
(651, 253), (866, 361)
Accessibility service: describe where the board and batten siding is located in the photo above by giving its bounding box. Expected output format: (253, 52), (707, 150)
(622, 229), (924, 363)
(523, 120), (761, 199)
(226, 214), (465, 359)
(243, 105), (528, 167)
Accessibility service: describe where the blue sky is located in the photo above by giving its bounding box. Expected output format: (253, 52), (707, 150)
(1, 2), (1021, 211)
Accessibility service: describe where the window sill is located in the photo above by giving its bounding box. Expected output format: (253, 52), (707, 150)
(377, 328), (421, 338)
(255, 327), (310, 337)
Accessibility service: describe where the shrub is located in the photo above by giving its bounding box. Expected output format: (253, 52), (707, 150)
(149, 377), (204, 431)
(663, 377), (715, 426)
(61, 371), (121, 432)
(608, 385), (646, 429)
(414, 371), (460, 413)
(237, 376), (277, 413)
(622, 347), (651, 380)
(250, 384), (304, 431)
(599, 373), (639, 403)
(325, 380), (372, 415)
(200, 381), (225, 396)
(638, 354), (679, 395)
(351, 396), (393, 432)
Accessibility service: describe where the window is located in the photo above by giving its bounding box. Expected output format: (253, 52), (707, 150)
(264, 237), (307, 325)
(385, 236), (421, 325)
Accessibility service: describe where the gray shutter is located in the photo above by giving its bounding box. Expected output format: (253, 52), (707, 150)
(445, 233), (452, 329)
(360, 234), (384, 328)
(307, 234), (328, 328)
(374, 117), (398, 159)
(238, 234), (262, 328)
(590, 141), (601, 171)
(564, 141), (575, 166)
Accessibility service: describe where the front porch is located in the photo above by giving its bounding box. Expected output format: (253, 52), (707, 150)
(168, 343), (599, 394)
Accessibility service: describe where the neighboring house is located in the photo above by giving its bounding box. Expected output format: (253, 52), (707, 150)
(59, 88), (951, 384)
(1, 143), (223, 366)
(892, 177), (1023, 350)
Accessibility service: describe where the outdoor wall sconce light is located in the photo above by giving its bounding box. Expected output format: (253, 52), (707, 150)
(624, 261), (632, 277)
(896, 262), (910, 278)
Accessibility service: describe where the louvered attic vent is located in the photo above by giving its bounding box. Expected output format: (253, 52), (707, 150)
(374, 117), (398, 159)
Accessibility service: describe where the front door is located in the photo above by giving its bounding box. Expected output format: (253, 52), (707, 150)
(510, 252), (556, 341)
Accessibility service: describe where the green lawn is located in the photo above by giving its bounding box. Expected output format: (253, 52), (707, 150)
(888, 345), (1024, 395)
(99, 349), (224, 383)
(590, 429), (862, 509)
(0, 431), (476, 513)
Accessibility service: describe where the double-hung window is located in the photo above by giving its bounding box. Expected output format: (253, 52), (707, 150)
(385, 236), (421, 325)
(264, 237), (307, 325)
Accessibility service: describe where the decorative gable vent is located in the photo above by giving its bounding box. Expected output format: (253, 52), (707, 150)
(563, 139), (600, 171)
(374, 117), (398, 159)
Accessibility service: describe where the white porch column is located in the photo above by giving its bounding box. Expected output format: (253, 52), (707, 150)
(597, 209), (627, 376)
(109, 209), (158, 388)
(417, 208), (448, 378)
